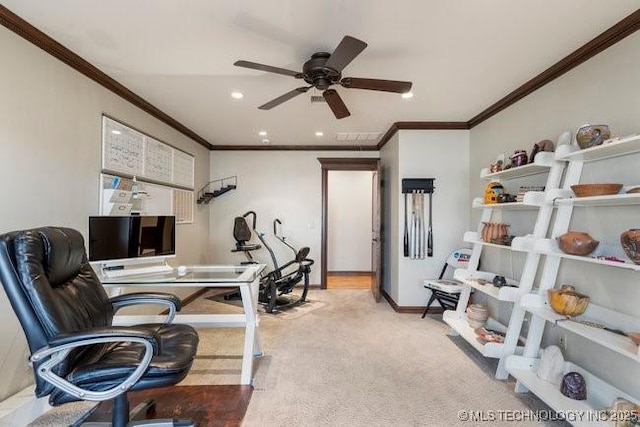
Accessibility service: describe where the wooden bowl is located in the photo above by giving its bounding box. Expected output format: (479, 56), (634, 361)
(548, 285), (590, 317)
(571, 183), (623, 197)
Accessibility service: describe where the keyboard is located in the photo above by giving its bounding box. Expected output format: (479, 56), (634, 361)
(103, 265), (173, 278)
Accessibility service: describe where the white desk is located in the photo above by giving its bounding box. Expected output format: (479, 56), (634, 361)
(100, 264), (265, 385)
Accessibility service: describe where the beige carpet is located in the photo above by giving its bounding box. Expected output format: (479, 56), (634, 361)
(239, 290), (563, 427)
(29, 289), (564, 426)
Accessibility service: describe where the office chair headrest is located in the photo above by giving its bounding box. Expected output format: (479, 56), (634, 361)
(15, 228), (86, 287)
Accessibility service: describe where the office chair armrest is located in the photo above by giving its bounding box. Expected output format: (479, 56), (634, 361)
(110, 292), (182, 324)
(31, 328), (158, 402)
(47, 326), (161, 353)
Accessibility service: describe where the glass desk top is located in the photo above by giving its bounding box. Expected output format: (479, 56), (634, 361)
(100, 264), (265, 285)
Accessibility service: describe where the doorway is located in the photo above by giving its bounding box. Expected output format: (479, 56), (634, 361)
(326, 170), (374, 289)
(318, 158), (382, 301)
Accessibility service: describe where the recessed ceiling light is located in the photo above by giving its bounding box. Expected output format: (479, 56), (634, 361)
(401, 92), (414, 99)
(315, 131), (324, 137)
(258, 131), (268, 136)
(231, 92), (244, 99)
(110, 130), (122, 135)
(262, 138), (270, 144)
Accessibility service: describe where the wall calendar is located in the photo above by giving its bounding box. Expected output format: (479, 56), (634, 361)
(101, 115), (195, 190)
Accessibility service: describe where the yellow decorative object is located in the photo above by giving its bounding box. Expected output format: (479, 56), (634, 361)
(484, 182), (505, 204)
(548, 285), (590, 317)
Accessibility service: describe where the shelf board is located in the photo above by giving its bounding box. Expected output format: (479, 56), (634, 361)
(506, 355), (638, 426)
(443, 311), (523, 358)
(454, 269), (523, 302)
(555, 134), (640, 163)
(534, 239), (640, 271)
(472, 197), (541, 210)
(463, 231), (515, 251)
(554, 192), (640, 207)
(520, 293), (640, 361)
(508, 235), (536, 252)
(481, 152), (555, 180)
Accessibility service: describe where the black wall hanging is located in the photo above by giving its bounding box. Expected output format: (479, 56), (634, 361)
(402, 178), (435, 259)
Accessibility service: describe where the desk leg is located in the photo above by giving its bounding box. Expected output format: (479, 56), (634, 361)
(239, 278), (261, 385)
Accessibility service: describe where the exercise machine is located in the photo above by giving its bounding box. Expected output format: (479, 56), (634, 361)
(231, 211), (313, 313)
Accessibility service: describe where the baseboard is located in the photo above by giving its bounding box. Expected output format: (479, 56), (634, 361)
(380, 289), (444, 314)
(327, 271), (374, 276)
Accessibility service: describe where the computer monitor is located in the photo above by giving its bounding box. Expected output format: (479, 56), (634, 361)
(88, 215), (176, 268)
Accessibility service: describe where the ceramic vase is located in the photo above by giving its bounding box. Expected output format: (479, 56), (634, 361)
(620, 229), (640, 265)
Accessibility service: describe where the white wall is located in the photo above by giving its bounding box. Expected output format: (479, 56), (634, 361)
(209, 151), (379, 284)
(396, 130), (471, 306)
(380, 133), (401, 302)
(327, 171), (373, 272)
(469, 32), (640, 398)
(0, 27), (211, 401)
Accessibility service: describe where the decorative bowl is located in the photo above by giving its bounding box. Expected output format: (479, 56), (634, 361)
(570, 183), (623, 197)
(576, 124), (611, 149)
(627, 187), (640, 194)
(620, 229), (640, 265)
(548, 285), (590, 317)
(466, 304), (488, 328)
(557, 231), (599, 256)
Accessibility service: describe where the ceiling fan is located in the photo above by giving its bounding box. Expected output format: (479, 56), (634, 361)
(234, 36), (412, 119)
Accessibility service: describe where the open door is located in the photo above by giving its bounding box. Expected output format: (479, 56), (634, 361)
(371, 163), (382, 302)
(318, 158), (381, 294)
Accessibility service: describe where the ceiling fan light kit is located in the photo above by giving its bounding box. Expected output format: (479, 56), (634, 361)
(234, 35), (413, 119)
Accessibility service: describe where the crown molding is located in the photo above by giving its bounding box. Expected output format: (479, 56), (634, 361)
(0, 5), (213, 150)
(376, 121), (470, 150)
(2, 5), (639, 151)
(209, 144), (379, 151)
(467, 8), (640, 128)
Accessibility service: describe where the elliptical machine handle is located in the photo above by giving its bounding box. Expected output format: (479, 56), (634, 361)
(273, 218), (296, 254)
(243, 211), (257, 230)
(273, 218), (282, 237)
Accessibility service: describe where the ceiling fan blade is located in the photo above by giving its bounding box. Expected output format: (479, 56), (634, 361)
(234, 60), (302, 78)
(341, 77), (412, 93)
(323, 89), (350, 119)
(258, 87), (311, 110)
(324, 36), (367, 72)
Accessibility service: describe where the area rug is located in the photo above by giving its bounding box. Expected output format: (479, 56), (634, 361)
(204, 289), (327, 320)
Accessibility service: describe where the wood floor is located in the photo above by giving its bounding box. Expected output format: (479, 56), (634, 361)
(326, 272), (373, 289)
(84, 385), (252, 426)
(83, 282), (367, 425)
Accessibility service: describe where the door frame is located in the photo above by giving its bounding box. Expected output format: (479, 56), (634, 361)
(317, 157), (380, 290)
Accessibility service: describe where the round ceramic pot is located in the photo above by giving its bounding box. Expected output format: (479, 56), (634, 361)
(620, 229), (640, 265)
(557, 231), (599, 256)
(510, 150), (528, 167)
(575, 124), (611, 149)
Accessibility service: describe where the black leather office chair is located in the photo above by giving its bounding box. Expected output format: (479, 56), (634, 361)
(0, 227), (199, 426)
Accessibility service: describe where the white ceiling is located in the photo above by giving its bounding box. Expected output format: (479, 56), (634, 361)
(3, 1), (638, 147)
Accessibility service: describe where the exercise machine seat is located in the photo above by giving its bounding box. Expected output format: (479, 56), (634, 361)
(231, 217), (261, 252)
(0, 227), (198, 426)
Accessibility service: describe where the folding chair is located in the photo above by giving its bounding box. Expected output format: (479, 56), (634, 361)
(421, 248), (473, 318)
